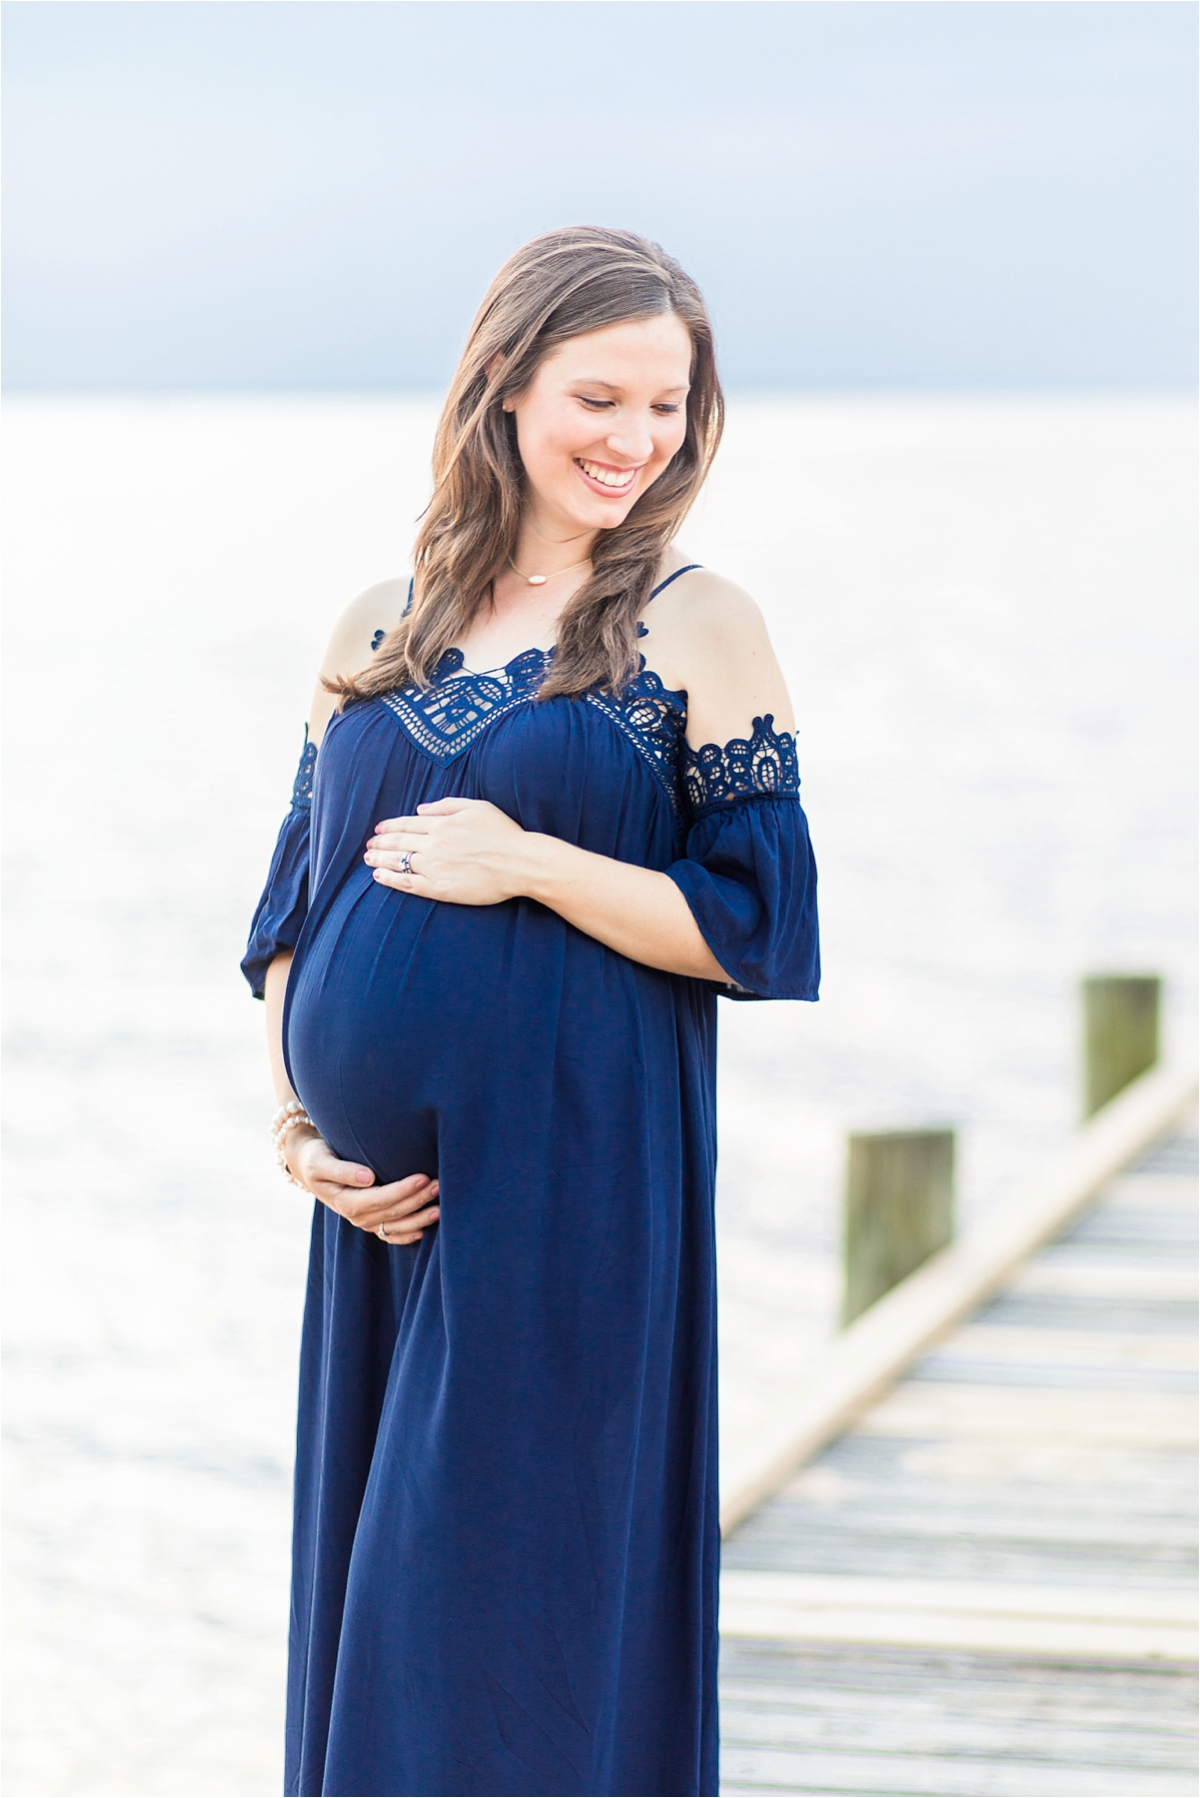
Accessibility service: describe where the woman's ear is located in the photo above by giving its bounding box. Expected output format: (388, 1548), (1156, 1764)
(485, 352), (515, 413)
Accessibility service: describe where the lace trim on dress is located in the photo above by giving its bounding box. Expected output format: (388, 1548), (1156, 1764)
(291, 736), (318, 812)
(380, 646), (552, 762)
(682, 714), (800, 821)
(584, 664), (687, 815)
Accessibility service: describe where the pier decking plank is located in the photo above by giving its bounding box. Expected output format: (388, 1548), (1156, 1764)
(719, 1129), (1199, 1796)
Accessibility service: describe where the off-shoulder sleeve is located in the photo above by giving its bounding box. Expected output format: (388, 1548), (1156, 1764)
(665, 715), (819, 1001)
(240, 735), (317, 1000)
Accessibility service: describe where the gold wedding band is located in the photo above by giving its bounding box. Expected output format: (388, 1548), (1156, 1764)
(377, 1222), (389, 1241)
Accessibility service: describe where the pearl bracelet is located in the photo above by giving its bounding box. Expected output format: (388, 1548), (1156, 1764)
(271, 1097), (307, 1135)
(271, 1099), (315, 1190)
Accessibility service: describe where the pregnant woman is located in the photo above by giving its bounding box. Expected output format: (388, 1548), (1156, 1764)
(244, 227), (819, 1798)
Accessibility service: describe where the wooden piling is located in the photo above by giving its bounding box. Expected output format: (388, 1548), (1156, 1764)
(842, 1129), (955, 1327)
(1083, 974), (1160, 1117)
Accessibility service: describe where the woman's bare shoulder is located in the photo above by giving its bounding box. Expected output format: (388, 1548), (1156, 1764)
(651, 563), (765, 635)
(308, 576), (409, 747)
(643, 561), (794, 743)
(321, 576), (410, 676)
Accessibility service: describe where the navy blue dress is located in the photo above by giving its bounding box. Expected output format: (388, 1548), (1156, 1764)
(243, 573), (819, 1798)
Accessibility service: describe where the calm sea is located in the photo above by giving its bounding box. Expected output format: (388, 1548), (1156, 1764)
(4, 394), (1196, 1794)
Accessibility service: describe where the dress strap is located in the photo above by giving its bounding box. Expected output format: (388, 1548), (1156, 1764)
(648, 564), (702, 601)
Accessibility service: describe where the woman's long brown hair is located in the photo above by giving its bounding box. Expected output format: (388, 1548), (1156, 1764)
(333, 227), (724, 704)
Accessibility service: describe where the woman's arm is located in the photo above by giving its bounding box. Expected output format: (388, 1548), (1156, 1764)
(526, 841), (727, 979)
(264, 951), (299, 1106)
(369, 805), (728, 979)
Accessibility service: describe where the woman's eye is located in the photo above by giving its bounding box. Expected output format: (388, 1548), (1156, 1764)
(578, 397), (613, 410)
(653, 404), (682, 415)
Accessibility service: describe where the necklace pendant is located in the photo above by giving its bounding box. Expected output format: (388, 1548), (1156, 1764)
(526, 574), (548, 586)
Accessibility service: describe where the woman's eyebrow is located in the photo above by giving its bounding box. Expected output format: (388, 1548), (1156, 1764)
(572, 379), (690, 393)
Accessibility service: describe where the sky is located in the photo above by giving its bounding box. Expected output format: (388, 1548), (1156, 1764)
(2, 1), (1197, 391)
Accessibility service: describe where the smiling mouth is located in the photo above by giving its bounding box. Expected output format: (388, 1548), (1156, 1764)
(575, 458), (641, 493)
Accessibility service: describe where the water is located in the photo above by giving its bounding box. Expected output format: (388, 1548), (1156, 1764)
(3, 393), (1195, 1795)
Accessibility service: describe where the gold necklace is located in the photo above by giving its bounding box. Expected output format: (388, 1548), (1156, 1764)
(508, 554), (591, 588)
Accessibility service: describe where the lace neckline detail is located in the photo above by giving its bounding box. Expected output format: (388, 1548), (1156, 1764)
(584, 663), (687, 813)
(380, 644), (692, 811)
(380, 645), (552, 761)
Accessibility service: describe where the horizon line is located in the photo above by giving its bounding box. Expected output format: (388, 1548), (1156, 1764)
(4, 381), (1197, 401)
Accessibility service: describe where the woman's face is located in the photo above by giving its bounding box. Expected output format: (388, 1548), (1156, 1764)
(505, 313), (693, 539)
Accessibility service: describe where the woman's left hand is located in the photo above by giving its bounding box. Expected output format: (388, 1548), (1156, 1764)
(366, 797), (534, 906)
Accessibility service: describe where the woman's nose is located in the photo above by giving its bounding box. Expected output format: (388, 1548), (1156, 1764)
(605, 417), (655, 463)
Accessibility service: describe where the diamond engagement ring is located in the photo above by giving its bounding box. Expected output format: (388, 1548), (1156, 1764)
(398, 851), (413, 875)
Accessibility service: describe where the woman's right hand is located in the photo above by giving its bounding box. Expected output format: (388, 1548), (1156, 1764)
(286, 1127), (440, 1245)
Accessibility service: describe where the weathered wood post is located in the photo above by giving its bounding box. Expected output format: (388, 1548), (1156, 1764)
(841, 1129), (955, 1327)
(1082, 974), (1160, 1117)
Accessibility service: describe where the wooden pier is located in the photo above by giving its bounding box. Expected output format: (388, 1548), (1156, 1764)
(718, 1123), (1198, 1796)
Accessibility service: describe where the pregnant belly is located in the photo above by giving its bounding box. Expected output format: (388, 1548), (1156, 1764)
(285, 870), (574, 1181)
